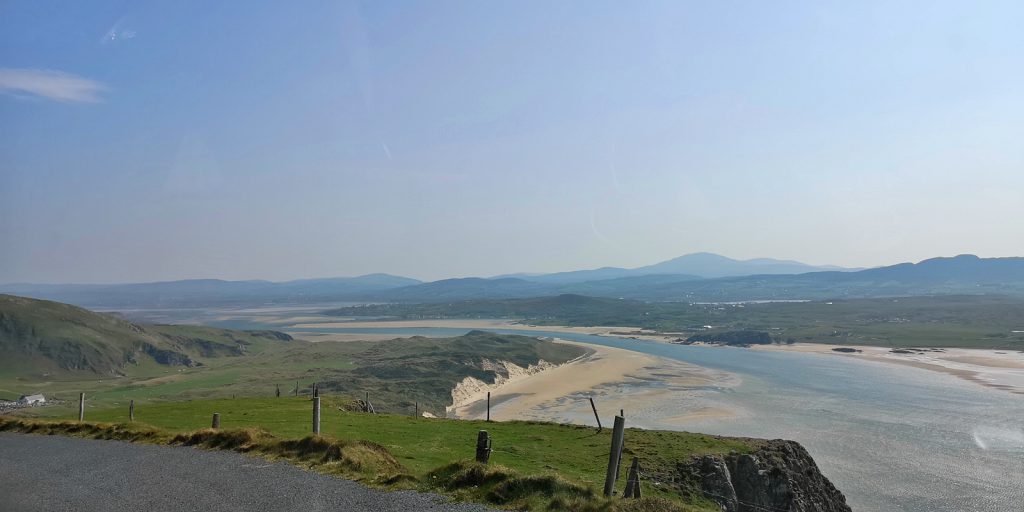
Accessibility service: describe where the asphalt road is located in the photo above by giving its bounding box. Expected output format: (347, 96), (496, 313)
(0, 433), (494, 512)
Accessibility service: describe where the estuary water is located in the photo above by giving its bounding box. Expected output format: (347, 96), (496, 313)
(278, 325), (1024, 512)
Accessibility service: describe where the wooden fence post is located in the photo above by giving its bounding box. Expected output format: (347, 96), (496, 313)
(624, 457), (641, 499)
(276, 384), (280, 398)
(211, 412), (221, 429)
(312, 396), (321, 434)
(129, 399), (134, 422)
(475, 430), (492, 463)
(602, 415), (626, 497)
(295, 381), (299, 397)
(589, 397), (602, 432)
(78, 393), (85, 421)
(415, 401), (419, 418)
(486, 391), (491, 422)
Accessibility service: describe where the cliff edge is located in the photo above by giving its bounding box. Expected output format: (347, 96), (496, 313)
(678, 439), (851, 512)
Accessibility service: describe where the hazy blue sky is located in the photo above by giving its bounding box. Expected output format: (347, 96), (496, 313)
(2, 1), (1022, 283)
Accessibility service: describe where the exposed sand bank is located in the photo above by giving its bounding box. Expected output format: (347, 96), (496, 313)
(750, 343), (1024, 395)
(447, 338), (741, 429)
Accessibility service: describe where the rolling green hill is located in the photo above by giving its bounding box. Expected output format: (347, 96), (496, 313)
(0, 295), (585, 416)
(0, 294), (292, 377)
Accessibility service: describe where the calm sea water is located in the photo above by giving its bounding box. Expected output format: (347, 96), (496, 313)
(265, 324), (1024, 512)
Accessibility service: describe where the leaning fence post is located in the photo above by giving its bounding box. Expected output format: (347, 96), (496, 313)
(313, 395), (321, 434)
(211, 412), (221, 429)
(486, 391), (491, 422)
(78, 393), (85, 421)
(129, 399), (135, 422)
(602, 415), (626, 497)
(589, 397), (602, 432)
(475, 430), (492, 463)
(624, 457), (641, 498)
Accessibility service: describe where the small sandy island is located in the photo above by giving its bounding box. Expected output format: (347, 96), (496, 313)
(750, 343), (1024, 395)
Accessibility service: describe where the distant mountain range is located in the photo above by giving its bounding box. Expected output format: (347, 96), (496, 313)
(3, 254), (1023, 307)
(325, 254), (1024, 303)
(495, 252), (853, 283)
(0, 273), (421, 308)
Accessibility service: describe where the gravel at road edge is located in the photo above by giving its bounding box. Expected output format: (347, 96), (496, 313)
(0, 432), (495, 512)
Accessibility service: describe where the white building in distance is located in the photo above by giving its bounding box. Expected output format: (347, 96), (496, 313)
(18, 394), (45, 406)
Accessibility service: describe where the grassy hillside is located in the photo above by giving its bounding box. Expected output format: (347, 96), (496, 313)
(6, 331), (584, 418)
(3, 397), (756, 511)
(0, 294), (292, 377)
(326, 294), (1024, 349)
(0, 294), (585, 416)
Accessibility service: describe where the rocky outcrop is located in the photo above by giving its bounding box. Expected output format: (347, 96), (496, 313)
(139, 343), (198, 367)
(678, 440), (851, 512)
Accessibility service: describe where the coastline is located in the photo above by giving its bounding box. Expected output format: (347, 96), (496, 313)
(294, 318), (1024, 395)
(446, 338), (741, 428)
(749, 342), (1024, 395)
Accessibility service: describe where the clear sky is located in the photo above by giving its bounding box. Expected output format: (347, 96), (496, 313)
(1, 1), (1022, 283)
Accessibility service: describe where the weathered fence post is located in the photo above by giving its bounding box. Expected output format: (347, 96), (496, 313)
(276, 384), (280, 398)
(486, 391), (491, 422)
(475, 430), (492, 463)
(78, 393), (85, 421)
(624, 457), (641, 499)
(415, 401), (419, 418)
(312, 396), (321, 434)
(295, 380), (299, 397)
(589, 397), (602, 432)
(211, 412), (221, 429)
(602, 415), (626, 497)
(129, 399), (134, 422)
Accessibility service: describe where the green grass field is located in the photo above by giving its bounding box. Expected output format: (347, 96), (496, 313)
(4, 397), (754, 511)
(328, 294), (1024, 349)
(1, 326), (584, 421)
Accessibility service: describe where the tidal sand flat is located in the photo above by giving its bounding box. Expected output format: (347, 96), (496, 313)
(447, 339), (742, 428)
(751, 342), (1024, 394)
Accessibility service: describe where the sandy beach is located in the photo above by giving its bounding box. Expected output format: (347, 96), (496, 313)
(445, 338), (741, 429)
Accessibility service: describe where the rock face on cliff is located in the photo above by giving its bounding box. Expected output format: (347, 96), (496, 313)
(678, 440), (851, 512)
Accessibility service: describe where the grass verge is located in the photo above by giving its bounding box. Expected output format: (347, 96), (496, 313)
(1, 398), (744, 511)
